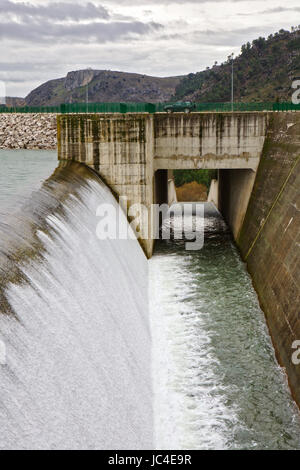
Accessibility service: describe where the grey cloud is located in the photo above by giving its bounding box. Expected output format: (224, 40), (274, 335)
(1, 77), (30, 83)
(0, 19), (162, 43)
(0, 1), (110, 21)
(0, 62), (42, 71)
(0, 1), (162, 43)
(157, 26), (266, 47)
(254, 6), (300, 14)
(238, 6), (300, 16)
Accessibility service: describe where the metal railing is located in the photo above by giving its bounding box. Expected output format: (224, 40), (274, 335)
(0, 102), (300, 114)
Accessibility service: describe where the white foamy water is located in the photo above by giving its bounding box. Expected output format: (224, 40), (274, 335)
(150, 204), (300, 450)
(150, 252), (236, 449)
(0, 164), (152, 450)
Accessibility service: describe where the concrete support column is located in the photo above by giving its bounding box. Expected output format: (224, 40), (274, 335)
(58, 113), (155, 257)
(218, 168), (257, 239)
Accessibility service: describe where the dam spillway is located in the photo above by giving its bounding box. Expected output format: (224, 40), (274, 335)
(0, 152), (152, 449)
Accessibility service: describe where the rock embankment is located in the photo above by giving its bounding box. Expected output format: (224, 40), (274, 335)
(0, 114), (57, 149)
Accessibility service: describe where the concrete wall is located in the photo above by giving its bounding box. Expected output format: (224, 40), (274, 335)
(154, 113), (267, 170)
(207, 179), (218, 208)
(218, 168), (257, 239)
(58, 113), (154, 257)
(237, 112), (300, 406)
(166, 169), (177, 205)
(58, 112), (267, 257)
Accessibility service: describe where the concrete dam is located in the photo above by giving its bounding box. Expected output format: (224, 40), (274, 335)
(58, 113), (266, 254)
(57, 111), (300, 410)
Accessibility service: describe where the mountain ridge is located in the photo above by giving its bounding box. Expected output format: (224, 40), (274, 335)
(5, 27), (300, 106)
(25, 69), (184, 106)
(174, 28), (300, 103)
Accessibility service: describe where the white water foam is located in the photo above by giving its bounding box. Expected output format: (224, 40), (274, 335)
(0, 174), (152, 450)
(150, 252), (237, 450)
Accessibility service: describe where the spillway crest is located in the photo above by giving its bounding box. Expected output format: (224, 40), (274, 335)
(0, 161), (152, 450)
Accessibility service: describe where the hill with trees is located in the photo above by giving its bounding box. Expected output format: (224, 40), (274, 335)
(25, 70), (183, 106)
(174, 27), (300, 103)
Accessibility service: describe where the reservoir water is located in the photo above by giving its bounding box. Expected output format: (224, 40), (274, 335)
(0, 150), (58, 214)
(0, 149), (300, 449)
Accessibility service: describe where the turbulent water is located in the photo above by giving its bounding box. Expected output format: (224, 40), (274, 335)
(0, 151), (152, 450)
(1, 150), (300, 450)
(150, 203), (300, 450)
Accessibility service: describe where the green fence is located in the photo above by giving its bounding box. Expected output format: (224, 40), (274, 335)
(0, 101), (300, 114)
(0, 102), (156, 114)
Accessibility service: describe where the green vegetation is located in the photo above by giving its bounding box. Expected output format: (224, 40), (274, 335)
(174, 27), (300, 103)
(174, 169), (217, 189)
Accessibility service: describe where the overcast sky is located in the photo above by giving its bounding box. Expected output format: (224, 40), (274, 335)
(0, 0), (299, 97)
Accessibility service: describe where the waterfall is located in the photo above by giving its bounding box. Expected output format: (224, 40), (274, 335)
(0, 161), (152, 450)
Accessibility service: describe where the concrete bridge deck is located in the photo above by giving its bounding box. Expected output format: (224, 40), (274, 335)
(58, 112), (268, 171)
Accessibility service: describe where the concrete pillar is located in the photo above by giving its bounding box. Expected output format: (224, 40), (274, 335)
(58, 113), (155, 257)
(207, 179), (219, 208)
(218, 168), (257, 239)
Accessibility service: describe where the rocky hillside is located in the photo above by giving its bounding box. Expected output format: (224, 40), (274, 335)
(25, 69), (183, 106)
(175, 28), (300, 102)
